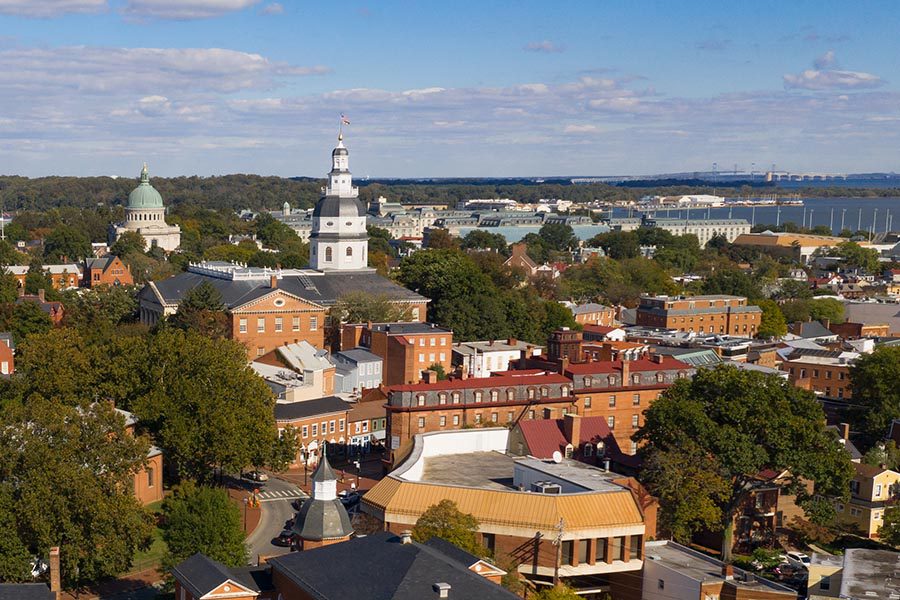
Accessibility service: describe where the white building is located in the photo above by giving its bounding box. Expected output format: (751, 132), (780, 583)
(308, 134), (369, 271)
(109, 164), (181, 252)
(451, 339), (543, 378)
(647, 217), (751, 246)
(333, 348), (383, 394)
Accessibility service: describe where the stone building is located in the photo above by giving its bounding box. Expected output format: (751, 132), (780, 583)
(109, 164), (181, 252)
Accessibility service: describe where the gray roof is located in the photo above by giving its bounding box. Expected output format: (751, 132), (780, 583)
(293, 496), (353, 541)
(334, 348), (382, 365)
(171, 553), (272, 598)
(312, 195), (366, 219)
(368, 322), (451, 335)
(274, 396), (351, 422)
(0, 584), (54, 600)
(571, 303), (611, 315)
(840, 548), (900, 599)
(793, 320), (838, 339)
(85, 256), (114, 270)
(268, 532), (518, 600)
(650, 346), (722, 367)
(827, 425), (863, 460)
(148, 269), (426, 309)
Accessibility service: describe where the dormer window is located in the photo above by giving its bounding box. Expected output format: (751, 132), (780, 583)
(417, 395), (425, 406)
(584, 443), (593, 457)
(584, 376), (592, 388)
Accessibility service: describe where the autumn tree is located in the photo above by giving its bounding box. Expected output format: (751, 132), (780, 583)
(109, 231), (147, 258)
(168, 281), (229, 339)
(635, 365), (853, 562)
(755, 299), (787, 338)
(412, 499), (482, 556)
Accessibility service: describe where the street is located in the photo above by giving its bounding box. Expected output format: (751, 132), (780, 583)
(244, 475), (307, 564)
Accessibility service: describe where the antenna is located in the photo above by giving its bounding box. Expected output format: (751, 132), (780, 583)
(552, 450), (563, 464)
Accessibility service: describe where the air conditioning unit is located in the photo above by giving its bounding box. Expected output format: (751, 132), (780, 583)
(531, 481), (562, 494)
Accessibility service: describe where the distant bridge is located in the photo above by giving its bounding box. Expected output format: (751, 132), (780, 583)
(765, 171), (848, 182)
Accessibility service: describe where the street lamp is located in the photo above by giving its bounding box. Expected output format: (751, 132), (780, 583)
(242, 497), (249, 533)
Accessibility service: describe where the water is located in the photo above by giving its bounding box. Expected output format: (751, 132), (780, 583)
(456, 197), (900, 242)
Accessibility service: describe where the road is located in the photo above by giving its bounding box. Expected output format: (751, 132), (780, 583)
(244, 475), (307, 564)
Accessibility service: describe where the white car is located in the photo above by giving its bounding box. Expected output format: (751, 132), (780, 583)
(244, 470), (269, 482)
(785, 551), (810, 570)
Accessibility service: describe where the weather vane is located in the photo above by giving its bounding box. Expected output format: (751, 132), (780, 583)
(339, 113), (350, 140)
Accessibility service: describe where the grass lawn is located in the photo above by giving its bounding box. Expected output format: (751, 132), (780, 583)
(131, 500), (167, 573)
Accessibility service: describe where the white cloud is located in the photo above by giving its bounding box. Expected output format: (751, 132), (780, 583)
(122, 0), (260, 19)
(524, 40), (565, 53)
(564, 124), (601, 134)
(0, 0), (107, 17)
(784, 51), (883, 90)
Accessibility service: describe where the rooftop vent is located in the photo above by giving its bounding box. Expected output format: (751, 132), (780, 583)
(531, 481), (562, 494)
(433, 583), (451, 598)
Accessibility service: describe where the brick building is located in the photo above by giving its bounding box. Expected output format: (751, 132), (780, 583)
(564, 356), (694, 455)
(568, 302), (617, 326)
(385, 371), (573, 458)
(781, 348), (858, 401)
(7, 264), (82, 291)
(0, 333), (13, 376)
(342, 322), (453, 386)
(117, 409), (163, 506)
(83, 256), (133, 288)
(16, 289), (65, 324)
(635, 294), (762, 336)
(274, 396), (352, 467)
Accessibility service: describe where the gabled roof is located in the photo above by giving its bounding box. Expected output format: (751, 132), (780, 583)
(268, 532), (519, 600)
(171, 553), (265, 599)
(517, 417), (625, 462)
(389, 372), (570, 393)
(570, 303), (612, 315)
(791, 320), (838, 340)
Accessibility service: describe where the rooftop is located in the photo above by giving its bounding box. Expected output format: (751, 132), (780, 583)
(564, 356), (691, 375)
(366, 322), (452, 335)
(422, 451), (515, 490)
(452, 339), (543, 354)
(840, 548), (900, 599)
(389, 371), (570, 392)
(274, 396), (352, 421)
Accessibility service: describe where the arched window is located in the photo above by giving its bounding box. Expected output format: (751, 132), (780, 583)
(584, 443), (593, 457)
(506, 389), (515, 401)
(584, 376), (592, 388)
(412, 307), (420, 320)
(346, 247), (353, 257)
(325, 247), (332, 262)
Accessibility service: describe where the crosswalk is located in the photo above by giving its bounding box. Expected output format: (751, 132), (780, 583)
(256, 488), (307, 503)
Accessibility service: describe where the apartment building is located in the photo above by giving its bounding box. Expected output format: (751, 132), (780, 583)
(834, 462), (900, 538)
(635, 294), (762, 336)
(781, 348), (858, 401)
(341, 322), (452, 386)
(274, 396), (352, 467)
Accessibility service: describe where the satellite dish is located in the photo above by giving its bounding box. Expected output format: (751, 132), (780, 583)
(552, 451), (563, 464)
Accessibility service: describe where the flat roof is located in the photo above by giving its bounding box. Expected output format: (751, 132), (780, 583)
(515, 457), (622, 492)
(422, 452), (516, 490)
(841, 548), (900, 599)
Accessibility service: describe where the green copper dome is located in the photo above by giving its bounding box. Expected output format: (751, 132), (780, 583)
(127, 163), (164, 209)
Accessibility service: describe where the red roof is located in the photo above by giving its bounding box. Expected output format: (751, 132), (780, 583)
(389, 372), (570, 392)
(490, 369), (548, 377)
(517, 416), (623, 460)
(565, 356), (690, 375)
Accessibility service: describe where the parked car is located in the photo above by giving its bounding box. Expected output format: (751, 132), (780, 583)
(244, 470), (269, 483)
(284, 518), (295, 530)
(291, 498), (305, 511)
(785, 552), (810, 570)
(272, 530), (294, 547)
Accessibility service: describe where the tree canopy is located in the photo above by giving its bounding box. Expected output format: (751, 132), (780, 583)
(412, 500), (482, 556)
(848, 347), (900, 450)
(635, 365), (853, 560)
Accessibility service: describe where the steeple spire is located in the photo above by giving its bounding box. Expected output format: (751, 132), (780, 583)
(140, 162), (149, 184)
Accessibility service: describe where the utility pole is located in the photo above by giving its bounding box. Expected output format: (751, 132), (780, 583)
(809, 209), (814, 230)
(776, 205), (781, 227)
(802, 206), (807, 229)
(552, 518), (565, 587)
(858, 208), (863, 232)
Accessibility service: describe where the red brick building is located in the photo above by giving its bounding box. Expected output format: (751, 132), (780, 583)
(636, 294), (762, 336)
(274, 396), (352, 467)
(342, 322), (453, 386)
(83, 256), (133, 288)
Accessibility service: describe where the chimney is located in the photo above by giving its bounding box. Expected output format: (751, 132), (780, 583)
(507, 338), (517, 347)
(270, 274), (278, 289)
(460, 363), (469, 380)
(839, 422), (850, 441)
(49, 546), (61, 598)
(17, 286), (24, 297)
(824, 318), (831, 329)
(400, 531), (413, 545)
(621, 360), (630, 387)
(38, 289), (45, 303)
(722, 564), (734, 581)
(603, 458), (610, 472)
(562, 413), (582, 445)
(558, 357), (569, 375)
(433, 583), (451, 598)
(422, 370), (438, 384)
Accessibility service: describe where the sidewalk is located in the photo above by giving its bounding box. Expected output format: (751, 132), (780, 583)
(227, 485), (262, 536)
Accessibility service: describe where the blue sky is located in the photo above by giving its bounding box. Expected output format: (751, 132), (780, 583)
(0, 0), (898, 178)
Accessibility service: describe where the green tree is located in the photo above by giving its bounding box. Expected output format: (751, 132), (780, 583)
(635, 365), (853, 561)
(807, 298), (845, 324)
(411, 500), (482, 556)
(16, 329), (96, 402)
(109, 231), (147, 258)
(0, 301), (53, 344)
(161, 481), (247, 571)
(461, 230), (509, 254)
(751, 547), (784, 570)
(132, 329), (279, 481)
(24, 257), (52, 295)
(589, 231), (640, 260)
(0, 398), (153, 588)
(879, 506), (900, 547)
(756, 299), (787, 338)
(43, 224), (91, 262)
(169, 281), (229, 339)
(427, 363), (448, 380)
(533, 585), (582, 600)
(64, 284), (138, 333)
(0, 269), (18, 304)
(848, 347), (900, 450)
(701, 269), (763, 300)
(835, 241), (880, 273)
(538, 223), (577, 252)
(426, 228), (460, 250)
(0, 486), (31, 582)
(862, 441), (900, 471)
(332, 291), (412, 324)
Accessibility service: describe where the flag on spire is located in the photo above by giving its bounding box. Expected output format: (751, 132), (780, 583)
(340, 114), (351, 126)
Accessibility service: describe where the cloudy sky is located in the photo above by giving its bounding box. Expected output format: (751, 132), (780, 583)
(0, 0), (898, 178)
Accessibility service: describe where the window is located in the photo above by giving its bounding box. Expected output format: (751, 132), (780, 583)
(826, 370), (832, 379)
(632, 414), (639, 428)
(612, 536), (625, 561)
(527, 388), (535, 399)
(439, 393), (447, 405)
(630, 441), (637, 454)
(876, 484), (883, 497)
(417, 417), (425, 428)
(419, 353), (425, 363)
(482, 533), (495, 553)
(325, 247), (332, 261)
(507, 411), (514, 422)
(578, 540), (589, 565)
(506, 389), (515, 401)
(541, 387), (549, 397)
(491, 412), (498, 423)
(629, 535), (642, 560)
(302, 425), (308, 438)
(633, 393), (641, 405)
(339, 419), (345, 432)
(490, 390), (499, 402)
(453, 415), (460, 426)
(412, 307), (420, 320)
(275, 317), (283, 333)
(321, 421), (327, 434)
(310, 316), (318, 331)
(346, 247), (353, 257)
(820, 576), (831, 591)
(561, 541), (574, 566)
(239, 318), (247, 333)
(584, 443), (593, 457)
(417, 395), (425, 406)
(452, 392), (460, 404)
(429, 352), (435, 363)
(565, 444), (573, 458)
(528, 410), (535, 419)
(312, 424), (318, 436)
(609, 395), (616, 407)
(474, 391), (483, 403)
(594, 538), (606, 562)
(439, 416), (446, 427)
(632, 374), (640, 384)
(474, 414), (482, 424)
(584, 376), (593, 387)
(257, 317), (265, 333)
(329, 420), (335, 433)
(257, 346), (265, 357)
(292, 316), (300, 331)
(584, 396), (592, 408)
(607, 416), (615, 429)
(147, 467), (155, 487)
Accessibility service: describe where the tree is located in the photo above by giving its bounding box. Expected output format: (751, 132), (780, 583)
(848, 347), (900, 450)
(16, 329), (96, 402)
(461, 230), (508, 254)
(426, 228), (459, 250)
(169, 281), (229, 339)
(63, 284), (138, 333)
(411, 500), (482, 556)
(589, 231), (639, 260)
(109, 231), (147, 258)
(0, 301), (53, 344)
(0, 270), (18, 304)
(331, 291), (411, 324)
(862, 440), (900, 471)
(878, 506), (900, 547)
(835, 241), (880, 273)
(701, 269), (763, 300)
(538, 223), (577, 252)
(751, 547), (785, 570)
(43, 225), (91, 262)
(24, 257), (52, 296)
(0, 485), (31, 582)
(427, 363), (448, 380)
(807, 298), (845, 324)
(533, 585), (582, 600)
(0, 398), (153, 588)
(756, 299), (787, 338)
(132, 329), (280, 481)
(161, 482), (246, 572)
(635, 365), (853, 561)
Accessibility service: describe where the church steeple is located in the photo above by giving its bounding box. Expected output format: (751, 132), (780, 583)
(291, 447), (354, 549)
